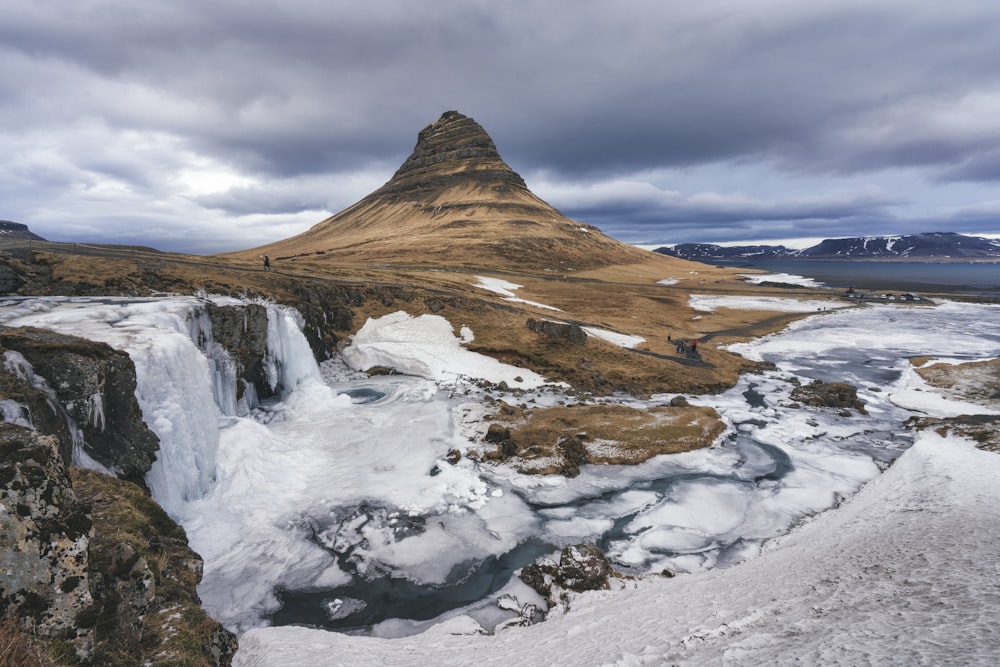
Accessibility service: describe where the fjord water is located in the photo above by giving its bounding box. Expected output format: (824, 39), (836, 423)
(2, 294), (998, 638)
(713, 259), (1000, 293)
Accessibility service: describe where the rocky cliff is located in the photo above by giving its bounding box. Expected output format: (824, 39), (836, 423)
(0, 313), (284, 664)
(1, 327), (159, 485)
(1, 423), (236, 665)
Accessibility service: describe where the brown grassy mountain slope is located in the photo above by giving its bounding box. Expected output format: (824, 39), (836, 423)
(228, 110), (671, 272)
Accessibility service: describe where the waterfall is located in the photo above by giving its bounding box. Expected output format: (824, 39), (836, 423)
(141, 299), (323, 517)
(0, 295), (325, 519)
(137, 306), (226, 515)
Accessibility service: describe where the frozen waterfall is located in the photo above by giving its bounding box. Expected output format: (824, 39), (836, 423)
(0, 296), (322, 517)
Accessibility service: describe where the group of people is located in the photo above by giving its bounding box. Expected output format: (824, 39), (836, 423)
(667, 334), (700, 357)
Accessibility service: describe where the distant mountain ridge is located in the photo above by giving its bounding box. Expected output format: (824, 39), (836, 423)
(0, 220), (45, 241)
(657, 232), (1000, 261)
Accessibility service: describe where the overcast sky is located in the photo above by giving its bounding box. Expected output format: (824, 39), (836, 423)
(2, 0), (999, 254)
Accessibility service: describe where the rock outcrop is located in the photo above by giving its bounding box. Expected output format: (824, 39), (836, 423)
(520, 543), (615, 609)
(1, 327), (160, 483)
(526, 318), (587, 345)
(205, 302), (273, 402)
(790, 379), (867, 415)
(0, 424), (95, 661)
(0, 427), (237, 666)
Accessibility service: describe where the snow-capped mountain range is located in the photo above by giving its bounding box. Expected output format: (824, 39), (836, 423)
(657, 232), (1000, 261)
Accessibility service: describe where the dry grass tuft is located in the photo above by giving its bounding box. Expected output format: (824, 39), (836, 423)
(913, 358), (1000, 407)
(0, 616), (60, 667)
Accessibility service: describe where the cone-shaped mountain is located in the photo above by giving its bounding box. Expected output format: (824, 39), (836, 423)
(237, 111), (659, 271)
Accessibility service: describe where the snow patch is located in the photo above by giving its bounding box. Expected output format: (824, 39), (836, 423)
(473, 276), (561, 311)
(581, 327), (645, 348)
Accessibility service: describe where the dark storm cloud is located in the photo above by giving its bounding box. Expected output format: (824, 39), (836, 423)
(547, 183), (908, 244)
(1, 1), (999, 251)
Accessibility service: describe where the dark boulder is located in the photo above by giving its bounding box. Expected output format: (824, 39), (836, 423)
(526, 318), (587, 345)
(790, 379), (867, 414)
(206, 302), (272, 401)
(520, 543), (614, 608)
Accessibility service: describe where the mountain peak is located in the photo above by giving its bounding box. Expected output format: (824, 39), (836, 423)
(235, 111), (664, 271)
(377, 111), (527, 198)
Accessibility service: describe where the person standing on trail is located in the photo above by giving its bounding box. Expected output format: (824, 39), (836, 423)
(261, 255), (271, 272)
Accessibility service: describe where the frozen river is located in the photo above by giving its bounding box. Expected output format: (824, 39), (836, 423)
(2, 295), (998, 637)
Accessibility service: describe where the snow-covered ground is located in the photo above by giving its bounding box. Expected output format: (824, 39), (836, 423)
(474, 276), (561, 311)
(232, 300), (1000, 666)
(233, 431), (1000, 666)
(3, 294), (999, 664)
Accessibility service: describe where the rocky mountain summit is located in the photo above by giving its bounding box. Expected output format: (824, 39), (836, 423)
(231, 111), (656, 271)
(658, 232), (1000, 261)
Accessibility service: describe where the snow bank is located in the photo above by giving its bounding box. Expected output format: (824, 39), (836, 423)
(342, 311), (555, 389)
(234, 432), (1000, 666)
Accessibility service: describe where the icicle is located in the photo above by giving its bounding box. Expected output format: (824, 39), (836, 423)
(186, 307), (240, 417)
(263, 305), (322, 398)
(86, 392), (106, 431)
(68, 413), (115, 475)
(0, 398), (33, 429)
(238, 381), (260, 416)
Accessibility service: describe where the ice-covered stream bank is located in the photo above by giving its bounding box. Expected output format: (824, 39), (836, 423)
(2, 295), (999, 646)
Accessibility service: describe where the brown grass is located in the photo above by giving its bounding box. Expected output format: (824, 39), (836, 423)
(0, 616), (59, 667)
(481, 401), (727, 474)
(913, 358), (1000, 407)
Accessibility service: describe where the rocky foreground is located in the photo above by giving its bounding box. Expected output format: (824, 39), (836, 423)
(1, 311), (274, 665)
